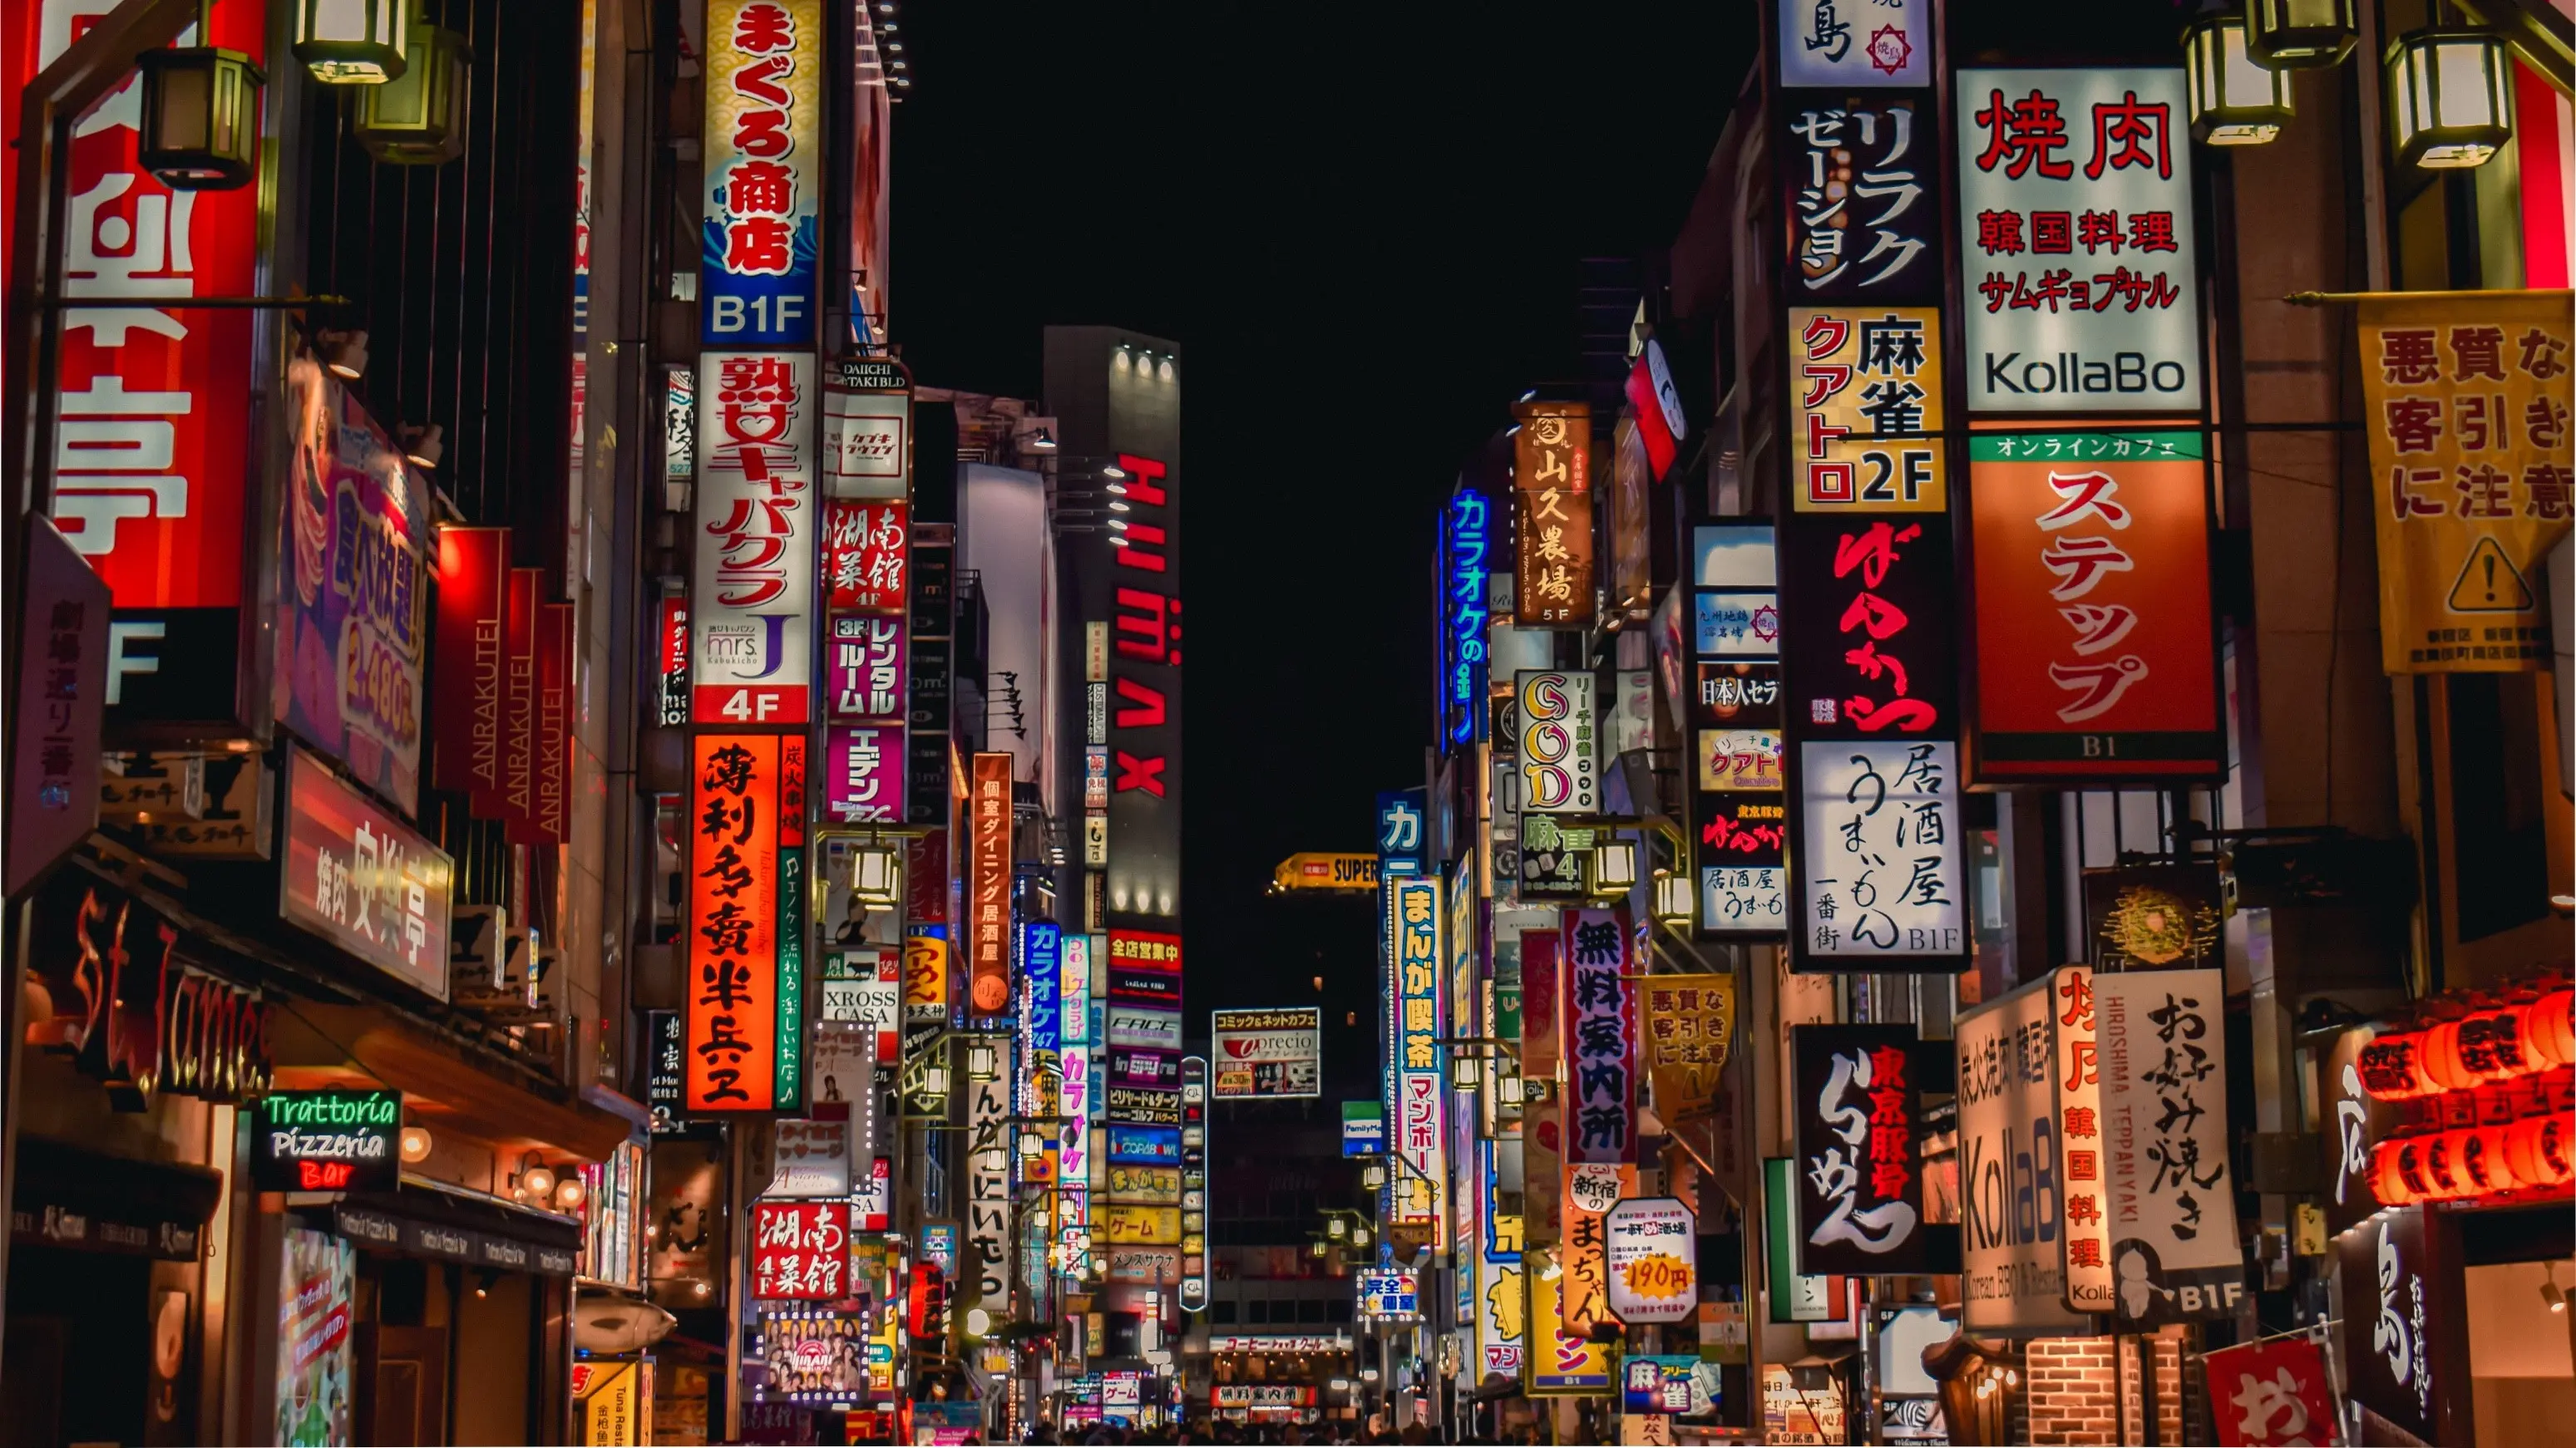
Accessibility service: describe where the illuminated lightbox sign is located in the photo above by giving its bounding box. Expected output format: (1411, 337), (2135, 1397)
(693, 352), (817, 725)
(253, 1090), (402, 1193)
(701, 0), (822, 347)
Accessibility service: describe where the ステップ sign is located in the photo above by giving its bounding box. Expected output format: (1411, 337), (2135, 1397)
(253, 1090), (402, 1193)
(685, 734), (807, 1113)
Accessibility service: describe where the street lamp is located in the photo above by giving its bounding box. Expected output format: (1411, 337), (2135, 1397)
(1651, 869), (1694, 928)
(2248, 0), (2357, 69)
(1588, 838), (1637, 895)
(136, 4), (264, 191)
(2385, 29), (2514, 170)
(293, 0), (411, 82)
(849, 841), (903, 908)
(356, 22), (470, 164)
(2184, 12), (2292, 145)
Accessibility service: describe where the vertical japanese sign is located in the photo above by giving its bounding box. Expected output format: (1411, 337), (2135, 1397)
(1792, 741), (1965, 968)
(826, 613), (903, 719)
(968, 753), (1013, 1016)
(432, 528), (510, 797)
(750, 1201), (848, 1300)
(1563, 907), (1635, 1164)
(2049, 965), (2114, 1312)
(693, 352), (817, 724)
(1520, 923), (1563, 1249)
(2357, 291), (2574, 670)
(963, 1066), (1013, 1325)
(8, 520), (108, 894)
(1557, 1161), (1632, 1336)
(1954, 68), (2202, 413)
(40, 0), (264, 615)
(1788, 308), (1947, 511)
(702, 0), (822, 347)
(1512, 401), (1595, 627)
(821, 499), (907, 612)
(1391, 875), (1444, 1228)
(1782, 98), (1942, 301)
(1641, 974), (1736, 1120)
(685, 734), (807, 1114)
(1525, 1247), (1616, 1396)
(2336, 1205), (2448, 1444)
(1439, 486), (1493, 748)
(1515, 670), (1597, 816)
(1105, 451), (1184, 921)
(1954, 973), (2090, 1333)
(822, 359), (910, 500)
(1777, 0), (1930, 87)
(1967, 428), (2222, 779)
(1478, 1144), (1526, 1382)
(2092, 968), (2244, 1323)
(273, 361), (432, 813)
(1690, 525), (1786, 933)
(1790, 1024), (1925, 1274)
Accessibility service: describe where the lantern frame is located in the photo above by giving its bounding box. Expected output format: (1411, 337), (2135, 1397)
(2248, 0), (2358, 70)
(294, 0), (411, 83)
(2184, 12), (2294, 145)
(1587, 839), (1638, 897)
(355, 21), (470, 164)
(2384, 27), (2514, 170)
(136, 45), (265, 190)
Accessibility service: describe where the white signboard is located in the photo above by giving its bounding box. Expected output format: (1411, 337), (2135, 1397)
(822, 382), (907, 499)
(2094, 968), (2245, 1323)
(693, 351), (817, 724)
(1779, 0), (1932, 87)
(769, 1116), (849, 1198)
(1954, 68), (2202, 414)
(1209, 1007), (1323, 1099)
(1954, 975), (2091, 1333)
(965, 1072), (1012, 1320)
(1062, 933), (1092, 1045)
(1515, 670), (1598, 815)
(1797, 741), (1966, 963)
(1605, 1197), (1698, 1325)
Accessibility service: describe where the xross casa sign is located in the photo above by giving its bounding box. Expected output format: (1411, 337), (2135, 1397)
(252, 1090), (402, 1193)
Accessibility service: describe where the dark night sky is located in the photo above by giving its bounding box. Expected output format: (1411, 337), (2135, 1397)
(892, 3), (1758, 1052)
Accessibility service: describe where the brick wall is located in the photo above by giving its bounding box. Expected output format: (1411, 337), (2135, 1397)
(2021, 1335), (2184, 1446)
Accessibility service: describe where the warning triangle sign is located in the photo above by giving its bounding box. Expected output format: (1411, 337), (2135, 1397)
(2446, 535), (2537, 613)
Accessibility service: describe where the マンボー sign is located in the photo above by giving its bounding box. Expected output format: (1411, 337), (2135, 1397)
(252, 1090), (402, 1193)
(1954, 68), (2203, 413)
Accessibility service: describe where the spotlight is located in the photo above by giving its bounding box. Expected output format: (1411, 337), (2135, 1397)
(401, 422), (443, 470)
(319, 328), (369, 379)
(399, 1125), (433, 1163)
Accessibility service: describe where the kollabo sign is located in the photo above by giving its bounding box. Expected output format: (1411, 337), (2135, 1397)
(253, 1091), (402, 1192)
(1515, 670), (1597, 815)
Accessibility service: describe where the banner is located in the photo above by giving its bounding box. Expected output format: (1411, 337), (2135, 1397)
(702, 0), (822, 347)
(2092, 968), (2243, 1323)
(1955, 67), (2203, 413)
(1511, 401), (1594, 627)
(683, 734), (807, 1113)
(968, 754), (1012, 1015)
(1563, 908), (1635, 1163)
(1968, 427), (2222, 780)
(2205, 1337), (2341, 1447)
(431, 527), (509, 796)
(1390, 876), (1443, 1227)
(1642, 974), (1736, 1120)
(2358, 289), (2574, 671)
(1791, 1025), (1926, 1274)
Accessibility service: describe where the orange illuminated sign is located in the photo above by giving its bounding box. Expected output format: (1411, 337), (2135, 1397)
(685, 733), (807, 1113)
(969, 752), (1013, 1016)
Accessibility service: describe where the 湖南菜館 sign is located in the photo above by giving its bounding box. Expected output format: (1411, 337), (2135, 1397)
(1209, 1007), (1321, 1099)
(1954, 68), (2202, 414)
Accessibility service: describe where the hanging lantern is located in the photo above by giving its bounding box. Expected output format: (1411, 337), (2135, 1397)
(2384, 28), (2514, 170)
(2248, 0), (2358, 70)
(2456, 1006), (2534, 1081)
(2470, 1123), (2522, 1194)
(2372, 1138), (2422, 1204)
(2184, 12), (2294, 145)
(136, 40), (265, 190)
(1588, 839), (1638, 897)
(2356, 1031), (2435, 1099)
(1651, 871), (1694, 928)
(2421, 1020), (2477, 1093)
(2529, 988), (2576, 1069)
(294, 0), (411, 83)
(356, 22), (468, 163)
(2441, 1127), (2506, 1199)
(2504, 1111), (2574, 1189)
(2418, 1131), (2467, 1199)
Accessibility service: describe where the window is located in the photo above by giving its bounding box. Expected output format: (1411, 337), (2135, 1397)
(1211, 1300), (1236, 1324)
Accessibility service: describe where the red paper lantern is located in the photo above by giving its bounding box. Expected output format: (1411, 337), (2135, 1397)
(2470, 1123), (2521, 1193)
(2419, 1130), (2466, 1199)
(2456, 1006), (2536, 1081)
(2372, 1139), (2421, 1205)
(2529, 989), (2575, 1070)
(2356, 1032), (2435, 1100)
(2421, 1021), (2478, 1094)
(2504, 1111), (2574, 1189)
(2440, 1126), (2512, 1198)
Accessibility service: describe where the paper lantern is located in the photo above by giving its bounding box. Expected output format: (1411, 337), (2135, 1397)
(2440, 1127), (2508, 1198)
(2418, 1130), (2466, 1199)
(2371, 1139), (2421, 1205)
(2470, 1124), (2521, 1193)
(2421, 1021), (2477, 1093)
(2504, 1112), (2574, 1189)
(2529, 989), (2575, 1069)
(2356, 1032), (2435, 1099)
(2455, 1005), (2534, 1081)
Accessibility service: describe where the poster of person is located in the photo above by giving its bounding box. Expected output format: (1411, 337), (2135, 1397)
(272, 357), (430, 814)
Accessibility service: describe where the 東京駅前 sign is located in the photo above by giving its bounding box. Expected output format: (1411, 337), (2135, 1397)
(685, 734), (807, 1114)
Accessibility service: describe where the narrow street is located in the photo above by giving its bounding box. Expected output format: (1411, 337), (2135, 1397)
(1, 0), (2571, 1445)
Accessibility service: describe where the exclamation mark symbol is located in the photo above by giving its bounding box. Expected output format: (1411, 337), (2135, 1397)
(2485, 553), (2498, 603)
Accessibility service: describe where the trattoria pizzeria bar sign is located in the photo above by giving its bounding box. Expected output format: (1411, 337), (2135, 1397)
(253, 1090), (402, 1193)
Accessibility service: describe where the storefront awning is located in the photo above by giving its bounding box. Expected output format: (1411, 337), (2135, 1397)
(272, 1003), (634, 1162)
(328, 1183), (581, 1277)
(9, 1136), (223, 1261)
